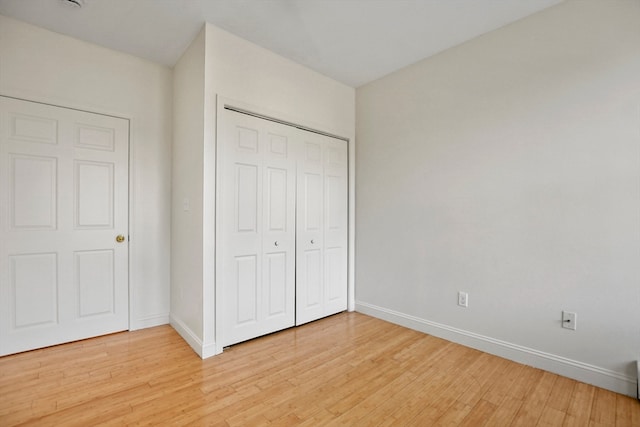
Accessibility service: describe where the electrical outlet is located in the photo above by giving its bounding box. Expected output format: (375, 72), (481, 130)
(458, 291), (468, 308)
(562, 311), (577, 330)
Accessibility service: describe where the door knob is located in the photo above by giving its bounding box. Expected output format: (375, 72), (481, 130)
(274, 241), (279, 247)
(116, 235), (126, 243)
(311, 239), (315, 244)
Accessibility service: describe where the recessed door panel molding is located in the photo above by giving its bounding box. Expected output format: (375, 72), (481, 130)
(236, 164), (259, 233)
(236, 255), (258, 325)
(0, 96), (129, 357)
(265, 252), (287, 317)
(325, 174), (344, 231)
(303, 173), (322, 231)
(326, 146), (344, 168)
(268, 133), (288, 157)
(304, 250), (322, 307)
(75, 160), (114, 229)
(305, 142), (322, 163)
(9, 113), (58, 145)
(237, 127), (259, 152)
(10, 253), (58, 329)
(75, 124), (115, 152)
(266, 167), (287, 232)
(75, 250), (115, 318)
(325, 247), (345, 302)
(10, 154), (57, 230)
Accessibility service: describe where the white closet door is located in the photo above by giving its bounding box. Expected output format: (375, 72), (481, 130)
(0, 96), (129, 356)
(296, 133), (348, 325)
(217, 109), (296, 346)
(322, 137), (348, 317)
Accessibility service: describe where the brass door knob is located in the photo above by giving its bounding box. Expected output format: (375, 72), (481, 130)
(116, 235), (126, 243)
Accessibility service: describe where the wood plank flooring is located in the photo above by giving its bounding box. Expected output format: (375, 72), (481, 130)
(1, 312), (638, 426)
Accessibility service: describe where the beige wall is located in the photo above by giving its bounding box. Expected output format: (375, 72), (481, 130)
(0, 15), (173, 329)
(171, 28), (206, 343)
(356, 0), (640, 396)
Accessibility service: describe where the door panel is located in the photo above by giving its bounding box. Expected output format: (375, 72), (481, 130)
(0, 96), (129, 356)
(75, 161), (114, 228)
(304, 249), (322, 306)
(323, 139), (348, 316)
(236, 164), (259, 232)
(265, 251), (287, 317)
(10, 155), (57, 229)
(9, 112), (58, 145)
(236, 255), (258, 324)
(265, 167), (287, 232)
(218, 109), (296, 346)
(10, 253), (58, 328)
(303, 173), (322, 231)
(325, 247), (344, 302)
(76, 124), (115, 151)
(296, 133), (348, 325)
(75, 249), (114, 317)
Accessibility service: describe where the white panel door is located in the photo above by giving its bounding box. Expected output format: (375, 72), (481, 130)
(0, 96), (129, 356)
(217, 108), (296, 346)
(296, 133), (348, 325)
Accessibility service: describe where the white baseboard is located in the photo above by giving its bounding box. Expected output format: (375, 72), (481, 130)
(129, 314), (169, 331)
(355, 301), (637, 398)
(169, 314), (217, 359)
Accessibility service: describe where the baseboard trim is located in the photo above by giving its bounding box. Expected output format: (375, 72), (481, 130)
(129, 314), (169, 331)
(169, 314), (216, 359)
(355, 301), (637, 397)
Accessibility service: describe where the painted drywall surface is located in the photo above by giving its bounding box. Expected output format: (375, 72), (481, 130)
(0, 15), (172, 329)
(204, 23), (356, 353)
(205, 24), (355, 138)
(356, 0), (640, 392)
(170, 27), (206, 340)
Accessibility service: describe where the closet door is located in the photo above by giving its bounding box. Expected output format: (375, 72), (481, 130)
(296, 132), (348, 325)
(218, 109), (296, 346)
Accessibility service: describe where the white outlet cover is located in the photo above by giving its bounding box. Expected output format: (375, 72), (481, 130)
(562, 311), (577, 330)
(458, 291), (468, 307)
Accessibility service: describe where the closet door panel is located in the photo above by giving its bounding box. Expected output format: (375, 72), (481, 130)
(219, 115), (264, 344)
(235, 255), (259, 324)
(264, 251), (287, 317)
(323, 139), (348, 316)
(296, 133), (347, 325)
(261, 129), (296, 325)
(295, 134), (324, 325)
(218, 110), (295, 346)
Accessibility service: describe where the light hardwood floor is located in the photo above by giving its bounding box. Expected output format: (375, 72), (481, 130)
(1, 312), (638, 426)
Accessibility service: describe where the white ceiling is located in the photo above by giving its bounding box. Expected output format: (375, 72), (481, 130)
(0, 0), (563, 87)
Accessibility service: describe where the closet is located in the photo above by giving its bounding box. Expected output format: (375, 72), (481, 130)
(216, 107), (348, 347)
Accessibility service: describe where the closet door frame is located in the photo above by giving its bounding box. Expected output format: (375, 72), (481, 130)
(214, 97), (354, 354)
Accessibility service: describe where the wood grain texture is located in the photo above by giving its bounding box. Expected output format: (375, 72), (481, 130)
(1, 312), (637, 426)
